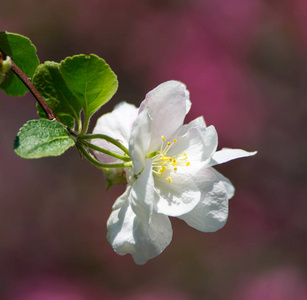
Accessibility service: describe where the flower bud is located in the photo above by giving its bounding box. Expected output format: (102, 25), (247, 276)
(0, 52), (12, 84)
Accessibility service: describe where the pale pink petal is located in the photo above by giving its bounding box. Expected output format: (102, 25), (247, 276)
(209, 148), (257, 167)
(153, 171), (201, 217)
(179, 168), (230, 232)
(107, 200), (172, 265)
(130, 159), (157, 221)
(129, 107), (152, 174)
(167, 125), (218, 170)
(139, 81), (191, 153)
(92, 102), (137, 163)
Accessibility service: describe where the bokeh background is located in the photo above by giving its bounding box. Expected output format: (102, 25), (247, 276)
(1, 0), (307, 299)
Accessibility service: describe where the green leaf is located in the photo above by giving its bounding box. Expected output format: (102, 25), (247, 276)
(32, 54), (118, 132)
(14, 119), (75, 159)
(0, 31), (39, 96)
(60, 54), (118, 119)
(33, 61), (82, 129)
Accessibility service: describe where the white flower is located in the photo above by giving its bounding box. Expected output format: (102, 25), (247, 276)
(93, 80), (257, 264)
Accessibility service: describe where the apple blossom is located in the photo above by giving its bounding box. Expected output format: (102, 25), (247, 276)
(93, 80), (256, 264)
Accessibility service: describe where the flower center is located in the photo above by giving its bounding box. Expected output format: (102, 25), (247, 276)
(150, 135), (190, 183)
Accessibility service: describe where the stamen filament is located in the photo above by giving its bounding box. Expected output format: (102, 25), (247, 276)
(152, 135), (191, 184)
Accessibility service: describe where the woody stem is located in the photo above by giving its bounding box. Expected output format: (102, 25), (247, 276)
(10, 60), (58, 121)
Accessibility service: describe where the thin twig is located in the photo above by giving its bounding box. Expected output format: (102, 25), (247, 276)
(10, 60), (58, 121)
(7, 56), (78, 137)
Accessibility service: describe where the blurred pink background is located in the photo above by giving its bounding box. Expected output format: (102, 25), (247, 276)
(1, 1), (307, 299)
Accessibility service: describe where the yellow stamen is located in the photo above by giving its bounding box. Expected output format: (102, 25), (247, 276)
(158, 166), (166, 173)
(151, 135), (190, 181)
(160, 156), (170, 161)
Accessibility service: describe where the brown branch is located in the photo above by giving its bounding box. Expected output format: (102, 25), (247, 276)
(2, 50), (76, 137)
(10, 60), (58, 121)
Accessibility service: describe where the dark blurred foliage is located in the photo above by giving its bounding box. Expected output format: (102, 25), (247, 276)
(1, 0), (307, 299)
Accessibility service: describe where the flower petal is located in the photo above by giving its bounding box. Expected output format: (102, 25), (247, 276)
(179, 168), (230, 232)
(129, 107), (152, 174)
(107, 200), (173, 265)
(130, 159), (157, 222)
(111, 185), (131, 210)
(92, 102), (138, 163)
(209, 148), (257, 167)
(210, 168), (235, 200)
(154, 171), (201, 217)
(168, 125), (218, 171)
(177, 116), (207, 135)
(139, 81), (191, 153)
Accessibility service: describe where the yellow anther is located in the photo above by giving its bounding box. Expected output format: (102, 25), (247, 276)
(160, 156), (169, 161)
(152, 135), (190, 179)
(158, 166), (166, 173)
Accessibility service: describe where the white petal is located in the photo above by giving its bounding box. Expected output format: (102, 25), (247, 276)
(209, 148), (257, 167)
(111, 185), (131, 210)
(177, 116), (207, 136)
(107, 201), (173, 265)
(179, 168), (230, 232)
(198, 125), (218, 160)
(129, 107), (152, 174)
(154, 171), (201, 217)
(168, 125), (218, 171)
(130, 159), (157, 222)
(92, 102), (138, 163)
(210, 168), (235, 200)
(139, 81), (191, 153)
(194, 167), (235, 200)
